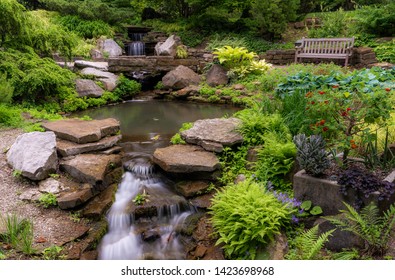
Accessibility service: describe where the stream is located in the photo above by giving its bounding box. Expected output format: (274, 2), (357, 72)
(73, 100), (239, 259)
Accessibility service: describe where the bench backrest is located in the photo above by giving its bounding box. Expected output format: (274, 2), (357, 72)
(299, 37), (354, 55)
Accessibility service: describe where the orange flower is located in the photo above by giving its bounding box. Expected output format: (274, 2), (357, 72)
(324, 100), (329, 104)
(322, 127), (329, 132)
(332, 85), (339, 88)
(346, 107), (351, 111)
(385, 88), (391, 92)
(319, 119), (326, 125)
(305, 92), (313, 98)
(351, 143), (358, 149)
(319, 91), (325, 95)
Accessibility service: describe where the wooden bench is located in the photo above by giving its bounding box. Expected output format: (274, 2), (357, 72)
(294, 37), (355, 66)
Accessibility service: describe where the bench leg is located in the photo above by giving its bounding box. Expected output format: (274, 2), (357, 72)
(345, 56), (349, 67)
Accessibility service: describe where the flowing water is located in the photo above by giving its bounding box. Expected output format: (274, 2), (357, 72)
(73, 100), (239, 259)
(128, 33), (146, 56)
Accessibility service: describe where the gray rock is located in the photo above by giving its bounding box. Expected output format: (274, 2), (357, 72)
(42, 118), (120, 144)
(155, 35), (181, 56)
(75, 79), (104, 98)
(153, 145), (220, 173)
(57, 185), (94, 209)
(90, 49), (104, 60)
(6, 132), (58, 181)
(39, 178), (63, 194)
(74, 60), (108, 71)
(181, 118), (243, 152)
(19, 189), (42, 202)
(56, 135), (122, 157)
(60, 154), (121, 186)
(80, 68), (119, 91)
(162, 65), (200, 90)
(206, 64), (229, 87)
(190, 192), (215, 209)
(98, 39), (123, 57)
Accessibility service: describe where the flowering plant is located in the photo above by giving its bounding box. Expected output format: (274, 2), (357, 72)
(304, 86), (393, 162)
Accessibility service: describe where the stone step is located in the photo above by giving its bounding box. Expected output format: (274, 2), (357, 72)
(42, 118), (120, 144)
(57, 135), (122, 157)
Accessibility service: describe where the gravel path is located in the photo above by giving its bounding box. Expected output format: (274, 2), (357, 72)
(0, 128), (90, 258)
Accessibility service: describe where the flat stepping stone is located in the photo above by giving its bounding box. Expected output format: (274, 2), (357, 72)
(153, 145), (220, 173)
(60, 154), (121, 186)
(82, 184), (117, 220)
(42, 118), (120, 144)
(57, 135), (122, 157)
(181, 118), (243, 152)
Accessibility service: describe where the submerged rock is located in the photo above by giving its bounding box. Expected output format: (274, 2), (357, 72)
(6, 131), (58, 181)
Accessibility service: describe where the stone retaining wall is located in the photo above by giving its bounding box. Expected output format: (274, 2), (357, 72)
(262, 47), (378, 67)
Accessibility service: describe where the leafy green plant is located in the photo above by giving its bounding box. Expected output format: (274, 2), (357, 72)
(42, 245), (65, 260)
(0, 105), (24, 128)
(112, 75), (141, 99)
(12, 169), (22, 178)
(209, 180), (295, 259)
(374, 40), (395, 64)
(56, 15), (114, 39)
(175, 45), (188, 59)
(170, 122), (193, 145)
(38, 193), (58, 208)
(0, 214), (34, 255)
(0, 73), (14, 104)
(285, 225), (334, 260)
(326, 202), (395, 256)
(133, 190), (149, 206)
(213, 46), (256, 70)
(18, 221), (35, 255)
(299, 201), (323, 217)
(294, 134), (330, 176)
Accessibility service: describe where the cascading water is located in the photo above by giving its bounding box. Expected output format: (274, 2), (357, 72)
(98, 153), (196, 260)
(128, 33), (145, 56)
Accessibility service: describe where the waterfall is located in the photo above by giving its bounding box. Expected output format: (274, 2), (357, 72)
(98, 153), (196, 260)
(128, 33), (146, 56)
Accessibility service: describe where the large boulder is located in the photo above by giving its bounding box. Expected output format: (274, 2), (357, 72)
(80, 68), (119, 91)
(98, 39), (123, 57)
(181, 118), (243, 152)
(162, 65), (201, 90)
(75, 79), (104, 98)
(155, 35), (181, 56)
(153, 145), (220, 173)
(42, 118), (120, 144)
(206, 64), (229, 87)
(6, 132), (58, 181)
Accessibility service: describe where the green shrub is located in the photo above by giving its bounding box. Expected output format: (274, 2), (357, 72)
(374, 40), (395, 63)
(210, 180), (295, 259)
(42, 245), (65, 260)
(175, 45), (188, 59)
(170, 122), (192, 145)
(0, 105), (23, 128)
(354, 3), (395, 37)
(56, 15), (114, 39)
(213, 46), (255, 71)
(112, 75), (141, 99)
(38, 193), (58, 208)
(0, 74), (14, 104)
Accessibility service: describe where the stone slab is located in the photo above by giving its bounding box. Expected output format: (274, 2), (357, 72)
(57, 135), (122, 157)
(153, 145), (220, 173)
(42, 118), (120, 144)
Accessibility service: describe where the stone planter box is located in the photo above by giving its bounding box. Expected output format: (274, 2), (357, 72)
(293, 169), (395, 215)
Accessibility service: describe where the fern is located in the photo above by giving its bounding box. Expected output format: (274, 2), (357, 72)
(326, 202), (395, 256)
(286, 225), (334, 260)
(209, 180), (295, 259)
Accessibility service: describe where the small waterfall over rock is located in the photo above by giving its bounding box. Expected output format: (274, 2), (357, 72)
(128, 32), (145, 56)
(98, 153), (196, 260)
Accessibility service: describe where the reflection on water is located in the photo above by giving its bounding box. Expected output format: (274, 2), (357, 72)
(72, 100), (240, 142)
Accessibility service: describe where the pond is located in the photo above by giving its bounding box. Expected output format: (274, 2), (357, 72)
(73, 100), (240, 148)
(73, 100), (240, 260)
